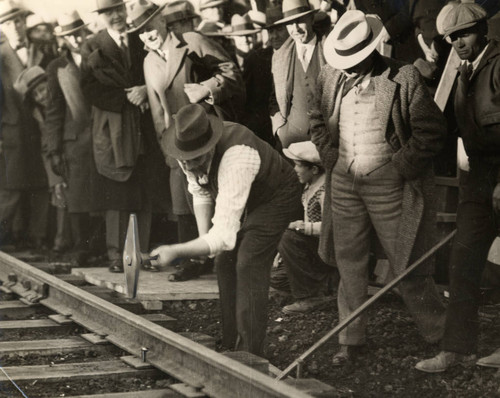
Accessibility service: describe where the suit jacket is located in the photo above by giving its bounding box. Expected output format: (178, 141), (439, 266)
(45, 54), (92, 212)
(81, 29), (145, 181)
(144, 31), (245, 164)
(310, 55), (447, 271)
(0, 35), (48, 190)
(270, 36), (326, 134)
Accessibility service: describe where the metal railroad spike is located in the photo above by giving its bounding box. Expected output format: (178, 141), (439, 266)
(123, 214), (156, 298)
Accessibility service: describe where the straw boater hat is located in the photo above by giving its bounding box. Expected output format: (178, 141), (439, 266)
(440, 2), (488, 38)
(127, 0), (166, 33)
(0, 0), (29, 24)
(199, 0), (227, 11)
(13, 66), (46, 99)
(163, 1), (198, 25)
(54, 11), (88, 36)
(324, 10), (384, 70)
(274, 0), (317, 25)
(283, 141), (321, 165)
(164, 104), (223, 161)
(224, 13), (261, 36)
(93, 0), (125, 13)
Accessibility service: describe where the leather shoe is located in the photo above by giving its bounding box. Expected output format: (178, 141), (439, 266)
(415, 351), (476, 373)
(168, 258), (213, 282)
(282, 296), (333, 314)
(332, 345), (362, 367)
(108, 259), (123, 273)
(476, 348), (500, 368)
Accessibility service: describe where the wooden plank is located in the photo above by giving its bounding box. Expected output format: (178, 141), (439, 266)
(29, 262), (72, 274)
(0, 360), (161, 382)
(284, 379), (336, 397)
(434, 49), (461, 112)
(67, 390), (179, 398)
(120, 355), (153, 369)
(141, 313), (176, 329)
(223, 351), (269, 373)
(0, 300), (44, 318)
(0, 319), (64, 332)
(80, 286), (143, 312)
(169, 383), (205, 398)
(58, 273), (88, 286)
(0, 337), (104, 356)
(178, 332), (216, 349)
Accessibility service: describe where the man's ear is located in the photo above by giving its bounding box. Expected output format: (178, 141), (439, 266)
(312, 165), (320, 175)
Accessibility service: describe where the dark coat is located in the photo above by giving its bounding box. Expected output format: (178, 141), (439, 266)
(310, 55), (447, 273)
(0, 35), (48, 191)
(45, 55), (92, 213)
(80, 29), (154, 211)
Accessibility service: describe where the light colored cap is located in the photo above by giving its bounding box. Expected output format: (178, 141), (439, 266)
(441, 2), (488, 38)
(283, 141), (321, 165)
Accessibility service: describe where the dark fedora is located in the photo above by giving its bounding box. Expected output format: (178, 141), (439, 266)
(164, 104), (223, 161)
(127, 0), (165, 33)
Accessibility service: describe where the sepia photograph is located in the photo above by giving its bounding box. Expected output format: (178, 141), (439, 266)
(0, 0), (499, 396)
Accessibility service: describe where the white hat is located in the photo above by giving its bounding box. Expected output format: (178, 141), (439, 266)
(283, 141), (321, 165)
(324, 10), (384, 70)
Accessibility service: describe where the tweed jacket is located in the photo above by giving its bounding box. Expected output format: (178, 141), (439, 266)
(144, 31), (245, 164)
(270, 35), (326, 134)
(310, 55), (447, 272)
(81, 29), (146, 182)
(45, 54), (92, 213)
(0, 35), (48, 191)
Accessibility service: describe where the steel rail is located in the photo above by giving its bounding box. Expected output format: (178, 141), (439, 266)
(0, 252), (313, 398)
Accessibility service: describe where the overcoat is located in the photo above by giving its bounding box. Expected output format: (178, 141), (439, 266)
(0, 35), (47, 191)
(144, 30), (245, 164)
(270, 35), (326, 135)
(45, 55), (92, 213)
(310, 55), (447, 274)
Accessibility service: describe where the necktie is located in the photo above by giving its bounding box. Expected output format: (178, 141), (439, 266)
(298, 45), (308, 72)
(120, 34), (130, 67)
(342, 74), (365, 97)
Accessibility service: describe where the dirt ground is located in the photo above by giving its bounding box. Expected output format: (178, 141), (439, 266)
(162, 289), (500, 397)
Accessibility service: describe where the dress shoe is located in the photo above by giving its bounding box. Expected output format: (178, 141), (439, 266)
(282, 296), (333, 314)
(332, 345), (363, 367)
(108, 259), (123, 273)
(476, 348), (500, 368)
(168, 258), (213, 282)
(415, 351), (477, 373)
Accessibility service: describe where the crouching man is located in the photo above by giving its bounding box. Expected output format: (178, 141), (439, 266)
(151, 104), (302, 356)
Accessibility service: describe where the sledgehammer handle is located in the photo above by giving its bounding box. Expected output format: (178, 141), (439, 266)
(276, 229), (457, 380)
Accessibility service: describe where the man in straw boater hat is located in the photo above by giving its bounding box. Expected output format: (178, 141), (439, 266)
(270, 0), (326, 149)
(416, 2), (500, 373)
(223, 13), (261, 71)
(127, 0), (245, 281)
(80, 0), (165, 273)
(42, 10), (95, 265)
(0, 0), (52, 251)
(150, 103), (302, 356)
(309, 9), (447, 365)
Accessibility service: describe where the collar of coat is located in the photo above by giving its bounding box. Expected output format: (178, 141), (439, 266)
(470, 39), (500, 80)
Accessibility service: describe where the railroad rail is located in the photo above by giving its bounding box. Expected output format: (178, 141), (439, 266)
(0, 251), (329, 398)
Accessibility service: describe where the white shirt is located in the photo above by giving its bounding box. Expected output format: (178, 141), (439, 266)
(72, 52), (82, 68)
(107, 28), (128, 48)
(180, 145), (261, 255)
(295, 35), (317, 72)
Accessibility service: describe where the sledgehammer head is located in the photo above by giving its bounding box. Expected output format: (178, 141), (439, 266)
(123, 214), (141, 298)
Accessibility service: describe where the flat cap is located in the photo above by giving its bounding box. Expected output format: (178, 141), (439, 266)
(442, 2), (488, 38)
(283, 141), (321, 165)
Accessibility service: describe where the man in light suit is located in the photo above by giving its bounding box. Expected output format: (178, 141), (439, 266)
(80, 0), (156, 272)
(127, 0), (245, 279)
(270, 0), (326, 149)
(0, 1), (51, 250)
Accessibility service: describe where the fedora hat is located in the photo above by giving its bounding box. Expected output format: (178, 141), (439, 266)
(127, 0), (165, 32)
(195, 20), (225, 36)
(283, 141), (321, 165)
(324, 10), (384, 70)
(199, 0), (227, 11)
(13, 65), (46, 99)
(54, 10), (88, 36)
(264, 5), (284, 29)
(163, 1), (198, 25)
(441, 2), (487, 38)
(26, 14), (49, 32)
(224, 13), (261, 36)
(0, 0), (29, 24)
(93, 0), (125, 13)
(274, 0), (316, 25)
(164, 104), (224, 161)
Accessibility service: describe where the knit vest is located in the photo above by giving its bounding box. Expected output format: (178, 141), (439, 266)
(284, 44), (321, 145)
(337, 82), (393, 175)
(207, 122), (298, 214)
